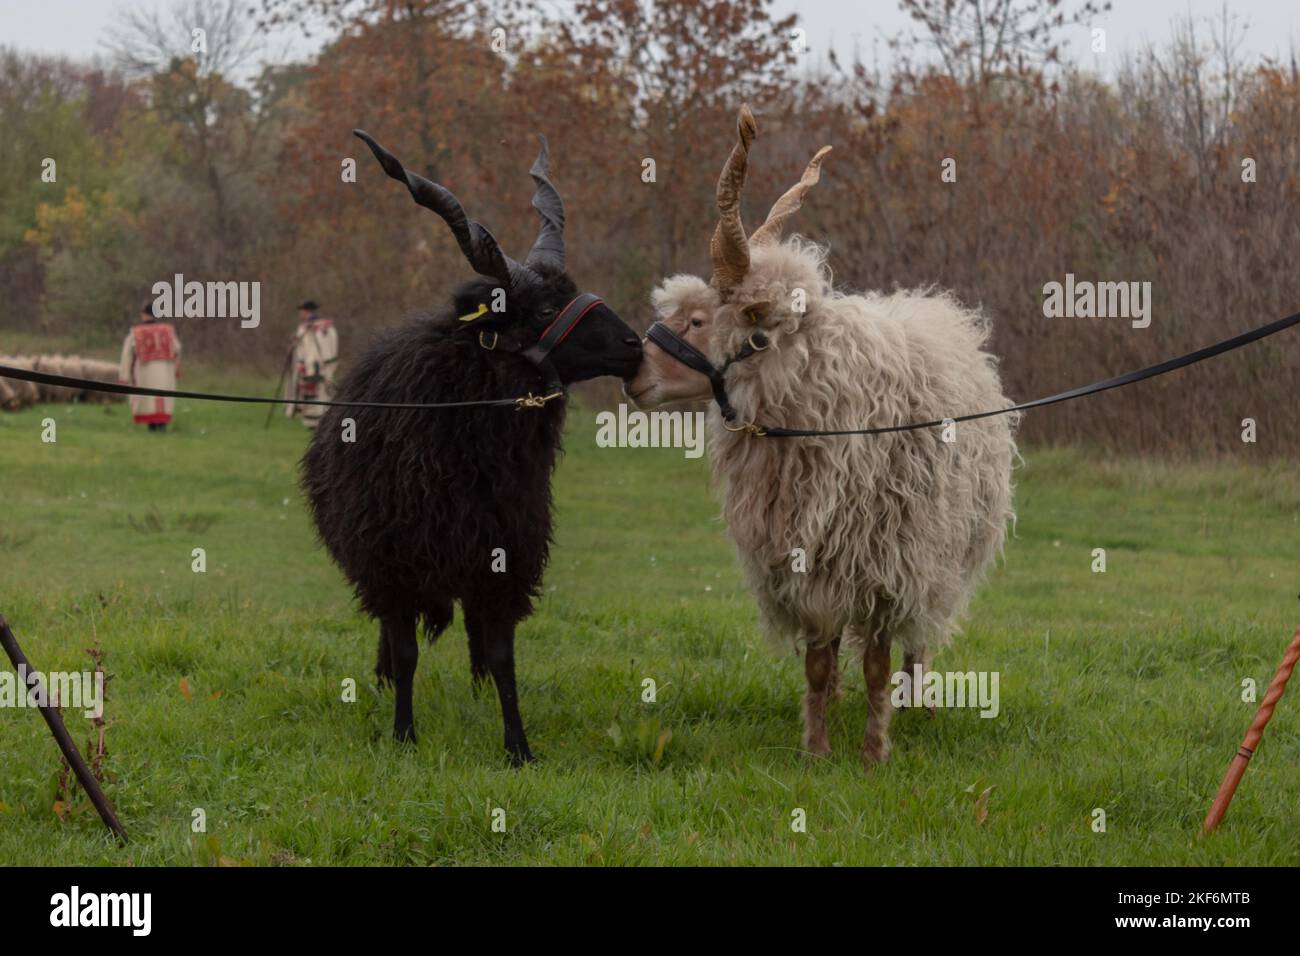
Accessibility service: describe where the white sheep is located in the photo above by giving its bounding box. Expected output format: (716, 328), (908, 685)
(626, 107), (1017, 766)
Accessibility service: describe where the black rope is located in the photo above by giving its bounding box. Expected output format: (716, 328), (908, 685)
(0, 363), (539, 410)
(752, 309), (1300, 438)
(4, 308), (1297, 427)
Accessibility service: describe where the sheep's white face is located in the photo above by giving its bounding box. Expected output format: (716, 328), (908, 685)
(628, 244), (827, 408)
(624, 277), (720, 407)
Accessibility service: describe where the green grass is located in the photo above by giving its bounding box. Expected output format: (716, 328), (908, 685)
(0, 370), (1297, 866)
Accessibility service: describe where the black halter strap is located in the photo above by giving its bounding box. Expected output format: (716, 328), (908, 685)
(645, 321), (768, 422)
(508, 292), (603, 393)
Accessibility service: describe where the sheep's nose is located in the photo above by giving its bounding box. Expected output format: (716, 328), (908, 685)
(623, 334), (643, 350)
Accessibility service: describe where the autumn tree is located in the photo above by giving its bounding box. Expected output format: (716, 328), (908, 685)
(106, 0), (283, 275)
(557, 0), (800, 277)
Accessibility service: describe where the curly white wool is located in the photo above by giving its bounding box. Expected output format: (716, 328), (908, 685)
(656, 238), (1018, 655)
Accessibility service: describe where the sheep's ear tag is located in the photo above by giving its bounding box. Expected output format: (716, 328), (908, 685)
(458, 302), (489, 323)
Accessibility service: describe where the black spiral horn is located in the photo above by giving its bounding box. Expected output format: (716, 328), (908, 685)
(354, 129), (520, 288)
(525, 134), (565, 270)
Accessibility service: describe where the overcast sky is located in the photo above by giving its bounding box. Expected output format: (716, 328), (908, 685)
(1, 0), (1296, 73)
(786, 0), (1298, 72)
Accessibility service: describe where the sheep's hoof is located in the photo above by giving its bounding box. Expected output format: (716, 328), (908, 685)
(861, 739), (890, 768)
(897, 700), (936, 719)
(394, 725), (417, 747)
(507, 747), (536, 768)
(802, 736), (832, 759)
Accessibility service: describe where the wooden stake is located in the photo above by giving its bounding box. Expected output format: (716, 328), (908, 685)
(1203, 624), (1300, 833)
(0, 613), (128, 845)
(264, 342), (296, 429)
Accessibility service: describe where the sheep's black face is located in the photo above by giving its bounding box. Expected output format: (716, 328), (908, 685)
(453, 272), (643, 385)
(546, 296), (644, 384)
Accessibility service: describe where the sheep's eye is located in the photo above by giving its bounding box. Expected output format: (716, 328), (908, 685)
(690, 319), (703, 328)
(742, 303), (770, 323)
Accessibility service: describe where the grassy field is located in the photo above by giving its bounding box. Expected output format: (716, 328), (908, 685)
(0, 368), (1297, 866)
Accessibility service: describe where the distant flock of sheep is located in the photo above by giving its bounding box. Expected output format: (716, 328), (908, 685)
(0, 354), (122, 411)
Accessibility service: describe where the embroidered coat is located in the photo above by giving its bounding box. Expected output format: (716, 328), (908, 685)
(285, 317), (339, 428)
(118, 321), (181, 424)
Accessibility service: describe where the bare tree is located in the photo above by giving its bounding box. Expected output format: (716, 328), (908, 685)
(897, 0), (1111, 88)
(107, 0), (264, 82)
(104, 0), (281, 273)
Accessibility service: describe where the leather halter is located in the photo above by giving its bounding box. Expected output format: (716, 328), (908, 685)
(645, 321), (768, 423)
(483, 292), (605, 395)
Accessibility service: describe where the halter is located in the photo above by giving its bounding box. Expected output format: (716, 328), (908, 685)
(644, 321), (768, 423)
(480, 292), (605, 395)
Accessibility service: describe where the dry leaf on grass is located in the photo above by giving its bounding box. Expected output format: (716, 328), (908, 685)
(975, 785), (996, 826)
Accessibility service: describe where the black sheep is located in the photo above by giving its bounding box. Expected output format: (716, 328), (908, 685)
(301, 131), (642, 764)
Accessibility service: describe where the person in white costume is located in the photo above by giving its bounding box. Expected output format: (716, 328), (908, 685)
(284, 299), (339, 429)
(119, 301), (182, 432)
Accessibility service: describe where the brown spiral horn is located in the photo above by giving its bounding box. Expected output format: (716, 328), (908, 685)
(749, 145), (832, 248)
(710, 105), (757, 297)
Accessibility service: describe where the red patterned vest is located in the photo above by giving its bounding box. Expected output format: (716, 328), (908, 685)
(132, 322), (178, 362)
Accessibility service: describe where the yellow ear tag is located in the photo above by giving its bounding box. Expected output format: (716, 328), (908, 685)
(458, 303), (489, 322)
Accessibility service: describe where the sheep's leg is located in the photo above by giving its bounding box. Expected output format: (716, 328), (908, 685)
(374, 630), (395, 687)
(477, 616), (534, 766)
(901, 644), (936, 719)
(382, 613), (419, 745)
(827, 636), (843, 701)
(464, 614), (489, 696)
(862, 632), (893, 767)
(802, 642), (838, 757)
